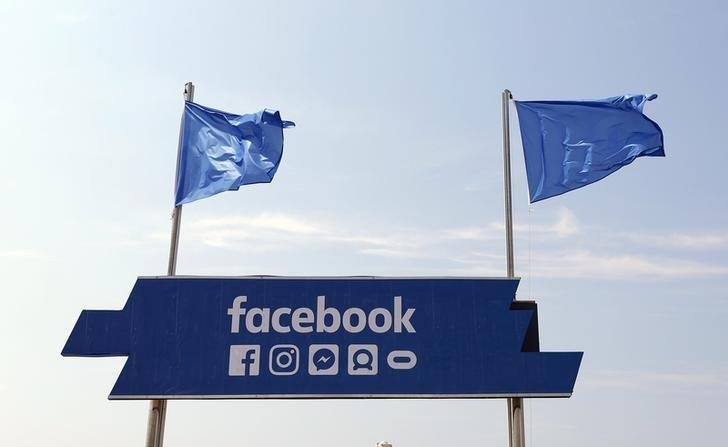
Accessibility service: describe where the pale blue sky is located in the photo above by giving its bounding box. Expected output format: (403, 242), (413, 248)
(1, 0), (727, 446)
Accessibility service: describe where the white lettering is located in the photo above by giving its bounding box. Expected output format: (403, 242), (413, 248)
(227, 295), (415, 334)
(394, 296), (415, 333)
(316, 296), (341, 333)
(271, 307), (291, 333)
(227, 296), (247, 333)
(368, 308), (393, 333)
(292, 308), (314, 333)
(342, 308), (367, 333)
(245, 308), (270, 333)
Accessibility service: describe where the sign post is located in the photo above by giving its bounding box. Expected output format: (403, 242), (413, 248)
(145, 82), (194, 447)
(501, 89), (526, 447)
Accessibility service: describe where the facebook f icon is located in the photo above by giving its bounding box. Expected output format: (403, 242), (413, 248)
(229, 345), (261, 376)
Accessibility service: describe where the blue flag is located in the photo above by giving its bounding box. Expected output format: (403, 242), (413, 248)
(175, 101), (294, 206)
(514, 94), (664, 202)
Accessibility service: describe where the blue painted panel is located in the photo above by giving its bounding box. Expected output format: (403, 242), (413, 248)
(62, 277), (581, 399)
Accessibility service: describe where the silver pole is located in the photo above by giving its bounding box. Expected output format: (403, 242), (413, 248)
(502, 89), (515, 279)
(144, 81), (195, 447)
(502, 89), (526, 447)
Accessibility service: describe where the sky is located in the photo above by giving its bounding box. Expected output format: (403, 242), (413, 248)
(1, 0), (727, 446)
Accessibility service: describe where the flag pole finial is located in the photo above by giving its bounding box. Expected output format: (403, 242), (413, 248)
(184, 82), (194, 101)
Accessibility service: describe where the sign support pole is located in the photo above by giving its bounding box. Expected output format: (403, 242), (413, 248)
(501, 89), (526, 447)
(144, 81), (195, 447)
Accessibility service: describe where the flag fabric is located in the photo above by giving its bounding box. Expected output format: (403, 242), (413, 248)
(514, 94), (664, 202)
(175, 101), (294, 206)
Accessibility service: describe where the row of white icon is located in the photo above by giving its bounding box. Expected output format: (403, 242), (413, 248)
(229, 344), (417, 377)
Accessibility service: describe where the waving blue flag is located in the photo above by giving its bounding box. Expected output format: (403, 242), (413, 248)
(175, 101), (294, 206)
(514, 94), (664, 202)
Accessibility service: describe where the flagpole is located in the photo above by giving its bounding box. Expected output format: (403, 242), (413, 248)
(502, 88), (526, 447)
(144, 81), (195, 447)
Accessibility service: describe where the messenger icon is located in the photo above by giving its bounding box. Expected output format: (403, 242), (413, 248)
(308, 344), (339, 375)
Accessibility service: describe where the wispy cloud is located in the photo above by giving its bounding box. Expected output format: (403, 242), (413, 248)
(622, 231), (728, 250)
(191, 214), (324, 235)
(53, 12), (89, 26)
(184, 213), (326, 247)
(0, 249), (47, 260)
(517, 206), (580, 238)
(581, 369), (728, 392)
(142, 209), (728, 279)
(177, 212), (425, 255)
(450, 207), (580, 241)
(528, 249), (728, 279)
(447, 248), (728, 279)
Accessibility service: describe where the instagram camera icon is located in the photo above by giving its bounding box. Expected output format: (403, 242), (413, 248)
(269, 345), (299, 376)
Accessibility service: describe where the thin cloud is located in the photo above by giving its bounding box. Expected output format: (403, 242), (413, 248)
(182, 212), (424, 253)
(150, 210), (728, 279)
(442, 226), (500, 241)
(358, 247), (426, 259)
(514, 206), (580, 237)
(450, 207), (579, 241)
(622, 231), (728, 250)
(529, 249), (728, 279)
(0, 249), (47, 260)
(581, 369), (728, 391)
(53, 12), (89, 26)
(191, 213), (325, 235)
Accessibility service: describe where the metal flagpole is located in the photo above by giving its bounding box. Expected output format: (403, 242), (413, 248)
(501, 88), (526, 447)
(145, 81), (195, 447)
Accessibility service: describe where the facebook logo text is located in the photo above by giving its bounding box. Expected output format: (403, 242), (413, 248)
(227, 295), (417, 378)
(227, 295), (415, 334)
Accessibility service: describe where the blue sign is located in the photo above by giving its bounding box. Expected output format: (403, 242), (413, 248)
(62, 277), (582, 399)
